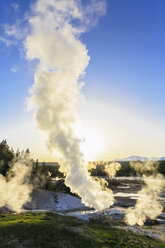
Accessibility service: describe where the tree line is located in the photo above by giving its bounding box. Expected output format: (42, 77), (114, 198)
(0, 140), (71, 193)
(90, 161), (165, 177)
(0, 140), (52, 190)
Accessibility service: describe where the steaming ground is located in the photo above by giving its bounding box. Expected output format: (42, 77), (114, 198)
(12, 177), (161, 241)
(1, 174), (165, 241)
(12, 178), (163, 216)
(21, 181), (165, 217)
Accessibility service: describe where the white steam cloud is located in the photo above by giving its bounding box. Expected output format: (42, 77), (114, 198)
(104, 162), (121, 179)
(88, 161), (121, 179)
(23, 0), (114, 211)
(0, 157), (33, 212)
(125, 161), (165, 226)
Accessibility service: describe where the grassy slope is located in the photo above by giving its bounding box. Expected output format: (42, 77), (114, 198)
(0, 212), (164, 248)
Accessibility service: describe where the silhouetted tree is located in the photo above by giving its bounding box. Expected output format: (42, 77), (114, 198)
(15, 148), (20, 157)
(0, 140), (14, 176)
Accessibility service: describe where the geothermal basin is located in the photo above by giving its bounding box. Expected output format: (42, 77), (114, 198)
(18, 176), (165, 241)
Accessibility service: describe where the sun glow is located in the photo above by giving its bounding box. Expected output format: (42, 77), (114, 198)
(75, 124), (109, 162)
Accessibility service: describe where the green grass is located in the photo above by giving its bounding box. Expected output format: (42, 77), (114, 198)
(0, 212), (164, 248)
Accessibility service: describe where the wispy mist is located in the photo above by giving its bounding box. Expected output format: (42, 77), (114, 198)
(0, 156), (33, 212)
(125, 161), (165, 226)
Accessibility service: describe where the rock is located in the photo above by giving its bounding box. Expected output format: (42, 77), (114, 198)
(23, 189), (86, 212)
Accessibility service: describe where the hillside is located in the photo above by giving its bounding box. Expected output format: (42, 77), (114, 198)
(0, 212), (164, 248)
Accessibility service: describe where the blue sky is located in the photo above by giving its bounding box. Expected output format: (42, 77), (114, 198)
(0, 0), (165, 161)
(83, 0), (165, 118)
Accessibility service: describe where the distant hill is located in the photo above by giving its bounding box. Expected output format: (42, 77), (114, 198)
(114, 155), (165, 162)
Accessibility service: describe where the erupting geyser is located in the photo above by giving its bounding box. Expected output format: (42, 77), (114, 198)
(24, 0), (114, 211)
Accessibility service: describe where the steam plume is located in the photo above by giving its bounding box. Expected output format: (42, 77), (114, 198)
(88, 161), (121, 178)
(24, 0), (114, 210)
(130, 161), (158, 176)
(104, 162), (121, 179)
(0, 156), (33, 212)
(125, 161), (165, 226)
